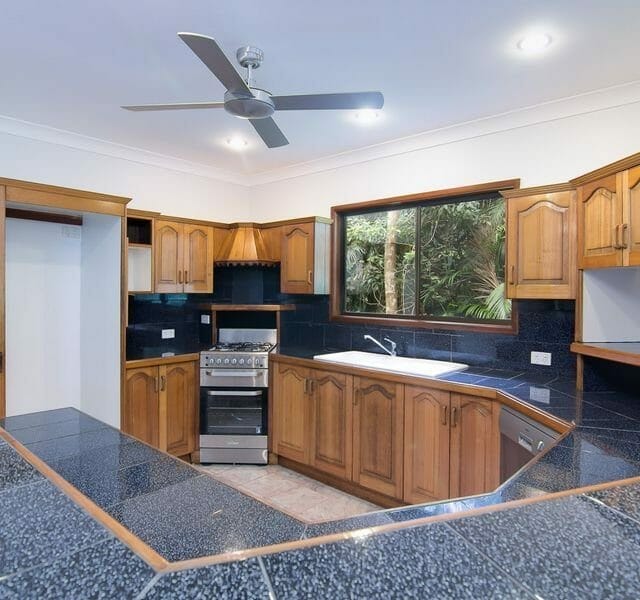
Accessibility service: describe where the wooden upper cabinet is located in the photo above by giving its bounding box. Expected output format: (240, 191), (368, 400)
(625, 166), (640, 266)
(504, 186), (577, 299)
(123, 367), (159, 447)
(449, 394), (499, 498)
(281, 221), (315, 294)
(309, 369), (353, 480)
(183, 224), (214, 293)
(352, 376), (404, 498)
(155, 220), (213, 293)
(155, 220), (184, 292)
(577, 173), (624, 269)
(272, 363), (311, 464)
(403, 386), (451, 504)
(260, 225), (283, 262)
(162, 361), (198, 457)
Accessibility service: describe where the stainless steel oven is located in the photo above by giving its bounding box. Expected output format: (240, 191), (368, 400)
(199, 329), (276, 464)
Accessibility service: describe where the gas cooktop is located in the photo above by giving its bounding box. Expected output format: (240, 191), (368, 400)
(206, 342), (275, 353)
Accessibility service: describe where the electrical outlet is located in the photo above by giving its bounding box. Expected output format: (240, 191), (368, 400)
(161, 329), (175, 339)
(530, 351), (552, 366)
(201, 314), (211, 324)
(529, 386), (551, 403)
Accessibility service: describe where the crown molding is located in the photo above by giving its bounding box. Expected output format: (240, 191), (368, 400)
(0, 114), (248, 186)
(247, 79), (640, 187)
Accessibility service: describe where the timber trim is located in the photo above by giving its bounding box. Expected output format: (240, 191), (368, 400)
(6, 208), (83, 226)
(500, 182), (575, 198)
(570, 152), (640, 186)
(570, 342), (640, 368)
(125, 353), (200, 369)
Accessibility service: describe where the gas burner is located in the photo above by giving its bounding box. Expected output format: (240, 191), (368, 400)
(208, 342), (275, 353)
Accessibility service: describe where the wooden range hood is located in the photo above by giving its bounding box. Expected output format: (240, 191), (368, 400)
(215, 223), (278, 267)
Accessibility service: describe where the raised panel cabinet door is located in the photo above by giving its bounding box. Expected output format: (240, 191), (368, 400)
(449, 394), (499, 499)
(352, 377), (404, 499)
(281, 222), (314, 294)
(506, 191), (577, 299)
(183, 224), (214, 293)
(624, 166), (640, 266)
(161, 361), (198, 457)
(155, 220), (184, 292)
(123, 367), (160, 447)
(309, 369), (353, 480)
(272, 363), (311, 464)
(403, 386), (451, 504)
(578, 174), (623, 269)
(260, 225), (283, 261)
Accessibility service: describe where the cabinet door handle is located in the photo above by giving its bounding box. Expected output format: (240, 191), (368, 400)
(441, 405), (448, 426)
(308, 379), (316, 395)
(451, 406), (458, 427)
(178, 270), (183, 284)
(185, 270), (189, 284)
(303, 378), (309, 395)
(620, 223), (629, 249)
(613, 225), (622, 249)
(307, 270), (313, 285)
(154, 376), (159, 393)
(509, 265), (516, 285)
(160, 375), (166, 391)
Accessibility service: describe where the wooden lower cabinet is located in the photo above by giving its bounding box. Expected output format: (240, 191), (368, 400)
(404, 386), (450, 504)
(449, 393), (500, 498)
(272, 363), (311, 464)
(123, 358), (198, 458)
(352, 377), (404, 499)
(309, 369), (353, 480)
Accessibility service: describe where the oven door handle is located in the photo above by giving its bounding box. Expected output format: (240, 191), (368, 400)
(206, 390), (262, 397)
(204, 370), (260, 377)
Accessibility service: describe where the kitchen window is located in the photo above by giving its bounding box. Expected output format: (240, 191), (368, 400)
(331, 180), (519, 332)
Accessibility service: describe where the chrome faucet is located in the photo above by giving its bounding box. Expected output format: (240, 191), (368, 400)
(363, 334), (397, 357)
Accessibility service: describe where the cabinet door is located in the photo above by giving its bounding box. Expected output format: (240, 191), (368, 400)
(183, 224), (214, 293)
(625, 166), (640, 266)
(449, 394), (499, 498)
(281, 222), (314, 294)
(352, 377), (404, 499)
(403, 386), (450, 504)
(260, 225), (283, 262)
(578, 174), (623, 269)
(155, 220), (184, 292)
(309, 369), (353, 480)
(272, 363), (311, 464)
(161, 361), (198, 457)
(123, 367), (159, 447)
(506, 191), (576, 299)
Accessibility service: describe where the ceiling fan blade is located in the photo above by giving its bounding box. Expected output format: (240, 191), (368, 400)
(248, 118), (289, 148)
(178, 32), (251, 95)
(122, 102), (225, 112)
(272, 91), (384, 111)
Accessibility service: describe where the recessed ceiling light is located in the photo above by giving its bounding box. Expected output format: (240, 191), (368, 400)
(225, 137), (248, 150)
(517, 32), (552, 54)
(353, 109), (381, 124)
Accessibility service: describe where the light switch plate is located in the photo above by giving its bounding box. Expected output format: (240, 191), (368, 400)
(161, 329), (175, 339)
(201, 314), (211, 324)
(530, 351), (552, 366)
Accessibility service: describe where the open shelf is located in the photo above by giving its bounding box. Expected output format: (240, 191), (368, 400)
(199, 304), (295, 311)
(571, 342), (640, 368)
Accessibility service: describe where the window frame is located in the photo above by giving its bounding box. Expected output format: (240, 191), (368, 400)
(330, 179), (520, 334)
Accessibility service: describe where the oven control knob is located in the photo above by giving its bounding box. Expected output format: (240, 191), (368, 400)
(239, 358), (245, 365)
(224, 358), (230, 365)
(231, 358), (237, 365)
(246, 358), (253, 365)
(255, 359), (261, 367)
(216, 358), (222, 365)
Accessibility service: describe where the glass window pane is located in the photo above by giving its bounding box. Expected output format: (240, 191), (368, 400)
(344, 208), (416, 315)
(418, 198), (511, 321)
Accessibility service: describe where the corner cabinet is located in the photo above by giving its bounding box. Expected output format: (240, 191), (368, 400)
(502, 185), (577, 299)
(155, 219), (214, 293)
(123, 355), (199, 459)
(280, 219), (331, 294)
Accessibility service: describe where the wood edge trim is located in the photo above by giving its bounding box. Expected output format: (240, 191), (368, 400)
(570, 342), (640, 368)
(198, 304), (295, 312)
(0, 427), (169, 572)
(126, 209), (161, 218)
(0, 177), (131, 204)
(500, 183), (575, 198)
(162, 472), (640, 573)
(260, 216), (333, 228)
(157, 215), (229, 228)
(6, 208), (83, 226)
(331, 178), (520, 214)
(125, 354), (200, 369)
(570, 152), (640, 186)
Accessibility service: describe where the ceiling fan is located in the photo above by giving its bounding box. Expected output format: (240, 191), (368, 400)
(122, 33), (384, 148)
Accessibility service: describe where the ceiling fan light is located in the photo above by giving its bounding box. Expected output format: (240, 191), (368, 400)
(353, 109), (380, 124)
(517, 32), (552, 54)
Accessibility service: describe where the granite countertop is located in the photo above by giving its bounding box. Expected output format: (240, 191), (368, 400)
(3, 361), (640, 597)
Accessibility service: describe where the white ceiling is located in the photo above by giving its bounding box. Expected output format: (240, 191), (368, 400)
(2, 0), (640, 179)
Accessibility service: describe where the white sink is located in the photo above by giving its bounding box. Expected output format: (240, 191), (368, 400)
(313, 351), (468, 378)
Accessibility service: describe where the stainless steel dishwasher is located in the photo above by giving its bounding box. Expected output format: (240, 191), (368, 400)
(500, 406), (560, 482)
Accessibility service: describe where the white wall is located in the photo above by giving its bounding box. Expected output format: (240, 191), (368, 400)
(80, 213), (121, 427)
(249, 101), (640, 221)
(0, 130), (251, 222)
(5, 219), (81, 416)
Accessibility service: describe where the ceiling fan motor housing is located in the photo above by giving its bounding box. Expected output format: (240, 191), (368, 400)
(224, 88), (275, 119)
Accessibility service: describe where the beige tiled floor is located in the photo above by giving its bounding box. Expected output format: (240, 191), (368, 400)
(198, 464), (381, 524)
